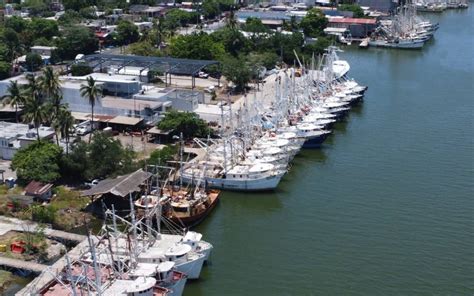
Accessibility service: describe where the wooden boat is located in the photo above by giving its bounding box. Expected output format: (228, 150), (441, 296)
(161, 188), (220, 228)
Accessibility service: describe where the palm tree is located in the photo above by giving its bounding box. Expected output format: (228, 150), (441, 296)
(23, 95), (48, 141)
(38, 66), (62, 101)
(1, 80), (25, 122)
(54, 107), (74, 154)
(51, 103), (68, 145)
(23, 74), (47, 141)
(24, 74), (42, 103)
(80, 76), (102, 142)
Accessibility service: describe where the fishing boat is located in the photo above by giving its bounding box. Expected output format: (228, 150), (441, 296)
(161, 187), (221, 228)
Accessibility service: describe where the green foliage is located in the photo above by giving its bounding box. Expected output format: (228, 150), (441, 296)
(158, 110), (212, 140)
(202, 0), (220, 20)
(58, 10), (84, 26)
(247, 52), (279, 70)
(1, 28), (21, 61)
(25, 52), (43, 71)
(169, 32), (225, 60)
(28, 18), (59, 40)
(61, 133), (138, 181)
(23, 0), (48, 17)
(242, 17), (269, 33)
(221, 55), (252, 91)
(211, 28), (250, 57)
(11, 141), (63, 184)
(339, 4), (365, 18)
(55, 26), (99, 60)
(127, 41), (161, 57)
(164, 9), (199, 30)
(31, 205), (56, 224)
(300, 8), (328, 38)
(0, 62), (10, 80)
(116, 20), (140, 45)
(148, 145), (178, 166)
(70, 63), (93, 76)
(62, 0), (95, 11)
(303, 36), (334, 56)
(4, 16), (29, 33)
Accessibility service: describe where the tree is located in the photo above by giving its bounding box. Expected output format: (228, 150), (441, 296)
(116, 20), (140, 45)
(70, 63), (93, 76)
(248, 52), (279, 70)
(127, 41), (161, 57)
(243, 17), (268, 33)
(85, 133), (136, 180)
(202, 0), (219, 20)
(80, 77), (102, 142)
(23, 74), (48, 140)
(56, 109), (75, 155)
(4, 16), (29, 33)
(148, 145), (178, 166)
(55, 26), (98, 60)
(11, 141), (63, 184)
(169, 32), (225, 60)
(26, 52), (43, 71)
(300, 8), (328, 38)
(158, 110), (212, 140)
(38, 66), (62, 102)
(51, 105), (71, 146)
(221, 55), (252, 92)
(1, 81), (25, 123)
(339, 4), (365, 18)
(0, 61), (12, 80)
(2, 28), (21, 62)
(211, 27), (250, 57)
(28, 18), (59, 40)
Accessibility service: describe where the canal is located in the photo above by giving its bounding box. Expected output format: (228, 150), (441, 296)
(186, 7), (473, 296)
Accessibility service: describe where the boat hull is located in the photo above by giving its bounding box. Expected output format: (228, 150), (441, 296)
(167, 192), (220, 228)
(182, 172), (285, 191)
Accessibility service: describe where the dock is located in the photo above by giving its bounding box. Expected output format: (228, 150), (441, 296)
(16, 238), (90, 296)
(0, 216), (86, 243)
(0, 257), (48, 273)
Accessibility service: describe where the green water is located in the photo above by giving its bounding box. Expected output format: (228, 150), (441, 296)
(186, 8), (474, 296)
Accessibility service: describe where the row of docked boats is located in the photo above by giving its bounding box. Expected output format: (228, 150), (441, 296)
(179, 47), (367, 191)
(415, 0), (468, 12)
(35, 202), (212, 296)
(369, 1), (439, 49)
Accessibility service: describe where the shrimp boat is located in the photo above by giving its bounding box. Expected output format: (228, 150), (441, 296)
(161, 187), (221, 228)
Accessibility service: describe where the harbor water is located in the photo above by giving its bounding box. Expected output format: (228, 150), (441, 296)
(186, 7), (474, 296)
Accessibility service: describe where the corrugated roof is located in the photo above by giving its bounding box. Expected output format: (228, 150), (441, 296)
(24, 181), (53, 196)
(107, 116), (143, 126)
(329, 17), (377, 25)
(81, 169), (152, 197)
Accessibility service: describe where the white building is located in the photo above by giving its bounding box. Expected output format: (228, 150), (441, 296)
(0, 122), (55, 160)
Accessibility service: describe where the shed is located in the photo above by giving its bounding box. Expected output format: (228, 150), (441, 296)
(24, 181), (53, 201)
(81, 169), (152, 198)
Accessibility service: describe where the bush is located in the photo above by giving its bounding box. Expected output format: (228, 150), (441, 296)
(31, 205), (56, 224)
(158, 110), (212, 140)
(70, 63), (93, 76)
(25, 52), (43, 71)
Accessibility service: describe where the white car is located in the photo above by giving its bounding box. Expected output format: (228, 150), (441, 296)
(198, 71), (209, 79)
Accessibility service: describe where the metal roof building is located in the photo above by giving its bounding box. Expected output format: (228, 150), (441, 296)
(76, 54), (220, 89)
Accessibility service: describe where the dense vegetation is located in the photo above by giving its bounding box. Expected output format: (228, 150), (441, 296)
(158, 110), (213, 140)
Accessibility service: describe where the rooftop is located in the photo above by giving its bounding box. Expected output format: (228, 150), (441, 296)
(328, 17), (377, 25)
(76, 54), (219, 76)
(81, 169), (152, 197)
(0, 122), (54, 140)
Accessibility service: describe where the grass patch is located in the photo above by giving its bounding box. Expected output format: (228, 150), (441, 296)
(50, 186), (90, 210)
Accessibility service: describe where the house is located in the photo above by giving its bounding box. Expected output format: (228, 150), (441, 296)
(0, 121), (55, 160)
(16, 46), (58, 66)
(327, 17), (378, 38)
(24, 181), (54, 201)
